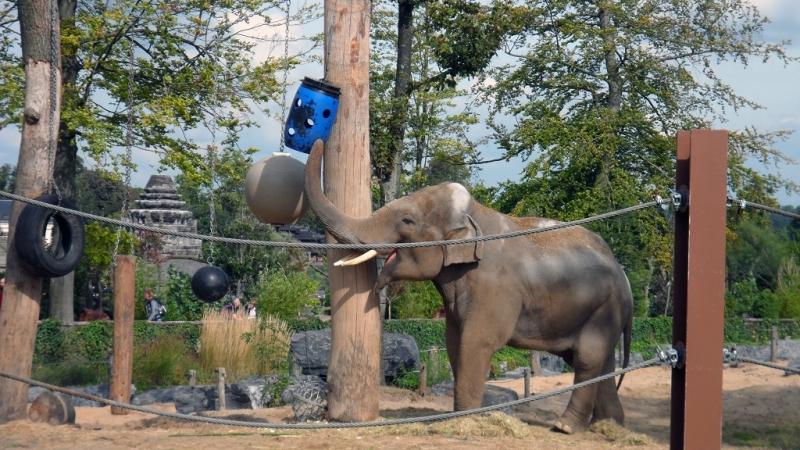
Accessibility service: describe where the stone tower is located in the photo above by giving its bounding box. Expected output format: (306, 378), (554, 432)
(130, 175), (202, 258)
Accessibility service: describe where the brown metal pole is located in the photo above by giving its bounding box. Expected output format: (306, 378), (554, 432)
(323, 0), (381, 422)
(110, 255), (135, 415)
(671, 130), (728, 450)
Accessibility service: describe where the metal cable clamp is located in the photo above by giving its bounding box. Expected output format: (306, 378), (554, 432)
(656, 345), (682, 368)
(722, 347), (737, 364)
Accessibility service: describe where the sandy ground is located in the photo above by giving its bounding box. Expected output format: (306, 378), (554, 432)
(1, 361), (799, 449)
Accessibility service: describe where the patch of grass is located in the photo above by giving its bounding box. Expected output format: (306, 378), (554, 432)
(199, 310), (292, 381)
(365, 413), (531, 439)
(133, 335), (197, 391)
(589, 419), (653, 446)
(31, 361), (106, 387)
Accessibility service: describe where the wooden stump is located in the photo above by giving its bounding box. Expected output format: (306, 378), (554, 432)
(28, 391), (75, 425)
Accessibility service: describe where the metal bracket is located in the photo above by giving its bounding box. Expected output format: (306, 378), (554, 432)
(656, 343), (685, 368)
(723, 347), (737, 364)
(671, 186), (688, 213)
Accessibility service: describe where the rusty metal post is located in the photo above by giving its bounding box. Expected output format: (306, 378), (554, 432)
(671, 130), (728, 450)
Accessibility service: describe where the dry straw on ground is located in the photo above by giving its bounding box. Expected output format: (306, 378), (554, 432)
(198, 310), (292, 380)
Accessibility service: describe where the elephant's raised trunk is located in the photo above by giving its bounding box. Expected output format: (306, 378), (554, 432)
(303, 140), (376, 247)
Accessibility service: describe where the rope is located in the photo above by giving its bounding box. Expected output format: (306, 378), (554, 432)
(0, 358), (661, 429)
(0, 189), (658, 250)
(736, 356), (800, 375)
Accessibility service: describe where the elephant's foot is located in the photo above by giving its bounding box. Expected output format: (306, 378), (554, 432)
(552, 414), (589, 434)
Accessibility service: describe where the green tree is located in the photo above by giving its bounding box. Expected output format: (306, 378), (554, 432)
(479, 0), (797, 315)
(75, 222), (138, 314)
(0, 163), (15, 192)
(370, 0), (509, 204)
(255, 269), (318, 320)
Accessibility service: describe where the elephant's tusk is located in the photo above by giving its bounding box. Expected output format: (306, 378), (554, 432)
(334, 250), (378, 267)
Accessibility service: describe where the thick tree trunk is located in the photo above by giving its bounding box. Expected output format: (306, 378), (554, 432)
(595, 7), (621, 191)
(379, 0), (414, 205)
(323, 0), (380, 422)
(49, 0), (79, 324)
(0, 0), (61, 423)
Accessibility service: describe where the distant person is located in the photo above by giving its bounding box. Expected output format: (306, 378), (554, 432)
(246, 299), (257, 320)
(144, 289), (166, 322)
(222, 298), (242, 319)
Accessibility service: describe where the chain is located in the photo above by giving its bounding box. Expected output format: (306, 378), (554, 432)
(278, 0), (291, 153)
(46, 0), (61, 202)
(113, 40), (136, 265)
(207, 145), (217, 265)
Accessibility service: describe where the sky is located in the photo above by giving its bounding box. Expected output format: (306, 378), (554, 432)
(0, 0), (799, 205)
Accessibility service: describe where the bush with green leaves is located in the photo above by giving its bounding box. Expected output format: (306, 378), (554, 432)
(725, 278), (781, 319)
(255, 269), (318, 320)
(388, 281), (442, 319)
(162, 265), (215, 321)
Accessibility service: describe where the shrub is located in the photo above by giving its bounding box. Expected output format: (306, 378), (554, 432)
(163, 265), (209, 321)
(388, 281), (442, 319)
(199, 310), (292, 381)
(255, 269), (318, 320)
(34, 318), (65, 364)
(31, 361), (106, 387)
(133, 335), (197, 391)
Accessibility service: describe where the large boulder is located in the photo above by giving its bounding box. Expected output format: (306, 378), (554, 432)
(290, 329), (420, 382)
(429, 380), (519, 415)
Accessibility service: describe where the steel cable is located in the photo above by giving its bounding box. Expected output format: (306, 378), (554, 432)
(0, 189), (657, 251)
(0, 358), (661, 429)
(736, 356), (800, 375)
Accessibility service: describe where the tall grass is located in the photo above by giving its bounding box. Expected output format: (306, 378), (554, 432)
(199, 310), (292, 381)
(132, 335), (198, 391)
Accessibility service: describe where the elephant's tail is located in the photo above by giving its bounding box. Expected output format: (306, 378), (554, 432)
(616, 309), (633, 391)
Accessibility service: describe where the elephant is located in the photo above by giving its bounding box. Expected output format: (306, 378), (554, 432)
(304, 140), (633, 434)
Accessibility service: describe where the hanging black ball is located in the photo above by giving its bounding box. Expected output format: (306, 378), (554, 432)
(191, 266), (229, 302)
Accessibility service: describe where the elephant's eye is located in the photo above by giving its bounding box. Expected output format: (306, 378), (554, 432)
(402, 216), (415, 225)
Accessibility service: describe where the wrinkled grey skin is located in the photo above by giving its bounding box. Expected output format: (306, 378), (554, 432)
(304, 140), (633, 434)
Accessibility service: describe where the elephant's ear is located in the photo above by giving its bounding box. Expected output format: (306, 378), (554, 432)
(442, 214), (483, 266)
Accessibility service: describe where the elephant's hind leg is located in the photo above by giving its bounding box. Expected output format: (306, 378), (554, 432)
(590, 351), (624, 426)
(552, 339), (613, 434)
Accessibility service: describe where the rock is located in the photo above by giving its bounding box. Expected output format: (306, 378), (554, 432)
(429, 380), (519, 415)
(291, 329), (420, 382)
(131, 386), (183, 406)
(734, 340), (800, 362)
(784, 360), (800, 376)
(174, 386), (212, 414)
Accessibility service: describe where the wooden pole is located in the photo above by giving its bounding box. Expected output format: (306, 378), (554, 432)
(418, 363), (427, 396)
(110, 255), (135, 415)
(771, 326), (779, 362)
(187, 370), (198, 387)
(216, 367), (226, 411)
(529, 350), (541, 377)
(523, 368), (531, 398)
(323, 0), (380, 422)
(670, 130), (728, 450)
(0, 0), (61, 424)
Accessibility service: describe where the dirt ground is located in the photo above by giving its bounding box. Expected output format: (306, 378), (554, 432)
(1, 362), (799, 449)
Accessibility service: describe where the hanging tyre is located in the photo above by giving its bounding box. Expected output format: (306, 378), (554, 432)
(14, 194), (86, 278)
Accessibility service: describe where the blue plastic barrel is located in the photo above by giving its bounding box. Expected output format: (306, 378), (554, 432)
(284, 77), (341, 154)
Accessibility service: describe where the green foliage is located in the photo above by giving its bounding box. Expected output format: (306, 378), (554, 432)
(255, 269), (318, 321)
(726, 278), (781, 319)
(285, 317), (331, 333)
(64, 321), (114, 362)
(388, 281), (442, 319)
(133, 335), (197, 391)
(490, 347), (530, 378)
(384, 319), (446, 351)
(263, 376), (292, 407)
(34, 319), (65, 364)
(162, 265), (210, 321)
(31, 361), (106, 388)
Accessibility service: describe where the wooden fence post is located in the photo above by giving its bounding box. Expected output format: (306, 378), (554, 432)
(187, 370), (197, 387)
(529, 351), (541, 377)
(418, 363), (428, 396)
(771, 326), (779, 362)
(523, 368), (531, 398)
(110, 255), (135, 415)
(216, 367), (226, 411)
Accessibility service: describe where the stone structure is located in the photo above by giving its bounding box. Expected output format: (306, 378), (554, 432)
(130, 175), (202, 258)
